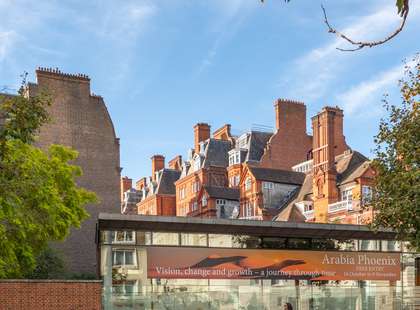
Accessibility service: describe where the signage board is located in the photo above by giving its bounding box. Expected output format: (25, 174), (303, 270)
(147, 247), (400, 281)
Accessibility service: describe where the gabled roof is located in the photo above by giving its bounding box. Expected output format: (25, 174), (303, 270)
(248, 167), (305, 185)
(246, 131), (273, 162)
(203, 138), (232, 168)
(156, 169), (181, 195)
(203, 186), (239, 201)
(277, 150), (372, 220)
(275, 204), (306, 223)
(336, 151), (370, 185)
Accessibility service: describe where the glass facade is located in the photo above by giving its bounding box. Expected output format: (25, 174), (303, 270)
(100, 229), (420, 309)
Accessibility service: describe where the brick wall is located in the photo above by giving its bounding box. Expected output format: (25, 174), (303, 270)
(0, 280), (102, 310)
(259, 99), (313, 170)
(28, 68), (121, 274)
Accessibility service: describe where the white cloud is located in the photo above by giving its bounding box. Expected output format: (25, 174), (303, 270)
(98, 2), (157, 39)
(336, 59), (415, 116)
(278, 1), (420, 102)
(0, 31), (17, 62)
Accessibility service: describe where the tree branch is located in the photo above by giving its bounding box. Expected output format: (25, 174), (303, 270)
(321, 0), (409, 52)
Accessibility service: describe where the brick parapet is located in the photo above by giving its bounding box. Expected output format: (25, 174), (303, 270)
(0, 280), (102, 310)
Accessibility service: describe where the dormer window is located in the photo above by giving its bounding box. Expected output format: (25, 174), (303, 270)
(228, 150), (241, 166)
(341, 188), (353, 201)
(263, 182), (274, 190)
(237, 133), (248, 149)
(188, 148), (194, 161)
(199, 141), (206, 154)
(193, 156), (201, 171)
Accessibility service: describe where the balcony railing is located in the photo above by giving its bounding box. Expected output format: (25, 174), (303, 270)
(328, 200), (353, 213)
(292, 159), (313, 173)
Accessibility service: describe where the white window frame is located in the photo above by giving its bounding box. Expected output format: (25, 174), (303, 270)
(244, 201), (254, 217)
(362, 185), (372, 204)
(193, 156), (201, 171)
(263, 181), (273, 190)
(245, 177), (252, 191)
(202, 195), (207, 207)
(112, 249), (137, 267)
(179, 187), (185, 200)
(191, 201), (198, 211)
(112, 231), (135, 244)
(192, 181), (200, 193)
(341, 187), (353, 201)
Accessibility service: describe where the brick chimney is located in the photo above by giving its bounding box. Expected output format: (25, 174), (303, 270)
(213, 124), (232, 141)
(274, 99), (307, 135)
(168, 155), (182, 171)
(311, 107), (344, 223)
(259, 99), (313, 170)
(194, 123), (210, 153)
(120, 176), (132, 202)
(151, 155), (165, 182)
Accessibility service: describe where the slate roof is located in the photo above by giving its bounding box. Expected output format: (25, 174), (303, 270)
(275, 150), (371, 221)
(246, 131), (273, 162)
(203, 138), (232, 168)
(156, 169), (181, 195)
(248, 167), (305, 185)
(336, 151), (370, 185)
(203, 186), (240, 201)
(275, 204), (306, 222)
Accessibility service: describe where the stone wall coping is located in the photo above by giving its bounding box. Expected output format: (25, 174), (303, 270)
(0, 279), (102, 283)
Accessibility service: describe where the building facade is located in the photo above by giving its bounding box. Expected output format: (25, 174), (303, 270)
(27, 68), (121, 274)
(125, 99), (374, 227)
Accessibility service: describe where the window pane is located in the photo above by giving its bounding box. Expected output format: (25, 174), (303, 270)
(180, 233), (207, 246)
(114, 251), (124, 265)
(125, 251), (134, 265)
(153, 232), (179, 245)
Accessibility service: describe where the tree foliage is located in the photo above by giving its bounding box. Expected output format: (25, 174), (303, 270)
(0, 82), (97, 278)
(371, 55), (420, 250)
(26, 247), (65, 279)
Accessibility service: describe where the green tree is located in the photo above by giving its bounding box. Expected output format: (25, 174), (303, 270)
(371, 56), (420, 250)
(0, 81), (97, 278)
(26, 247), (65, 279)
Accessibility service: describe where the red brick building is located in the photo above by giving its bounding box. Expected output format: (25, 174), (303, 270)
(123, 99), (374, 225)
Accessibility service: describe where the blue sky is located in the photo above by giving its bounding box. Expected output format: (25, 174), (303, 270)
(1, 0), (419, 181)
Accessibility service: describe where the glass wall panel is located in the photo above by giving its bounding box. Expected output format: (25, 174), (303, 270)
(209, 234), (245, 248)
(136, 231), (151, 245)
(180, 233), (207, 247)
(152, 232), (180, 245)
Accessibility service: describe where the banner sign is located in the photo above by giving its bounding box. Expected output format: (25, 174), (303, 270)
(147, 247), (400, 281)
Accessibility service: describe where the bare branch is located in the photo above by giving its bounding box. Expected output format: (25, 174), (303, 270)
(321, 0), (409, 52)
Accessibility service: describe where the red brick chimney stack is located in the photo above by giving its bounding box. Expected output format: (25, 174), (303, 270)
(120, 176), (132, 202)
(311, 106), (348, 222)
(274, 99), (307, 135)
(151, 155), (165, 182)
(194, 123), (210, 153)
